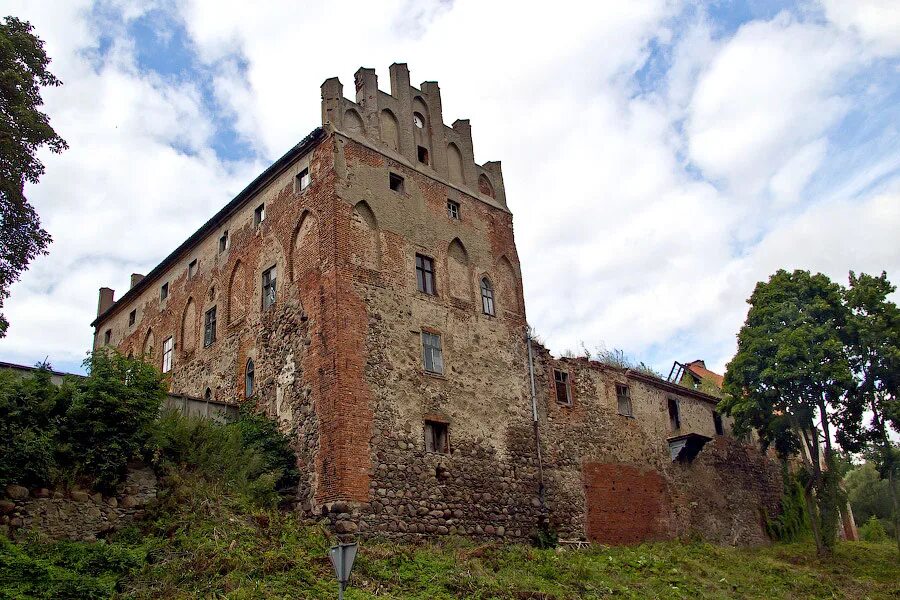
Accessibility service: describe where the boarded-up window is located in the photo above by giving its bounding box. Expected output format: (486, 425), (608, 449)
(181, 298), (197, 352)
(616, 383), (632, 416)
(447, 238), (469, 301)
(424, 420), (449, 454)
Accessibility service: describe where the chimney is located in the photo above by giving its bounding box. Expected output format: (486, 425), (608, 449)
(130, 273), (144, 289)
(97, 287), (115, 316)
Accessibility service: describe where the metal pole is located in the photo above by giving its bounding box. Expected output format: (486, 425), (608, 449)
(338, 582), (344, 600)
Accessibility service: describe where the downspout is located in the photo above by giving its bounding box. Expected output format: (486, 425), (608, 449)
(526, 327), (546, 513)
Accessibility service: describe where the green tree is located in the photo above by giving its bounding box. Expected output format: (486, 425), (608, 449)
(844, 462), (894, 538)
(836, 271), (900, 551)
(0, 16), (67, 337)
(720, 269), (853, 554)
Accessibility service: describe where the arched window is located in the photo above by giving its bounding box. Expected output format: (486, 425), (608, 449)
(245, 359), (255, 398)
(481, 277), (495, 316)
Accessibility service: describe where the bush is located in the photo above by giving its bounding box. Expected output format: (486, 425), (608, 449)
(858, 515), (889, 542)
(765, 466), (810, 543)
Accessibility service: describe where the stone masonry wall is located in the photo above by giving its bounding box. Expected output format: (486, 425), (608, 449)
(1, 467), (157, 542)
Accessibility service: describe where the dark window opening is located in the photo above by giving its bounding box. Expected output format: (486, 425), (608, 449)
(128, 309), (136, 326)
(713, 411), (724, 436)
(103, 329), (111, 345)
(424, 420), (449, 454)
(422, 332), (444, 375)
(481, 278), (495, 316)
(219, 231), (228, 253)
(204, 388), (212, 402)
(296, 167), (311, 192)
(616, 383), (632, 416)
(160, 282), (169, 301)
(245, 359), (255, 398)
(204, 306), (217, 347)
(415, 254), (436, 295)
(254, 203), (265, 226)
(447, 199), (460, 220)
(554, 369), (572, 406)
(417, 145), (429, 165)
(188, 259), (198, 279)
(668, 398), (681, 431)
(389, 172), (404, 193)
(262, 266), (277, 310)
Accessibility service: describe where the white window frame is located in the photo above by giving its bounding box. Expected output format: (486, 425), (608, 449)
(422, 332), (444, 375)
(162, 336), (174, 373)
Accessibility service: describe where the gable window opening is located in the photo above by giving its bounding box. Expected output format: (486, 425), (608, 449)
(204, 388), (212, 403)
(554, 369), (572, 406)
(415, 254), (436, 295)
(188, 259), (198, 279)
(616, 383), (633, 417)
(713, 411), (724, 436)
(447, 199), (460, 220)
(103, 329), (111, 345)
(296, 167), (311, 192)
(262, 266), (277, 310)
(160, 282), (169, 301)
(245, 359), (255, 398)
(668, 397), (681, 431)
(128, 309), (136, 327)
(422, 331), (444, 375)
(254, 203), (266, 226)
(389, 172), (405, 193)
(162, 336), (174, 373)
(481, 278), (495, 316)
(424, 420), (450, 454)
(219, 231), (229, 253)
(417, 145), (430, 165)
(204, 306), (217, 347)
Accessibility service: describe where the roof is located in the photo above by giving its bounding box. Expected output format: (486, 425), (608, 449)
(0, 361), (83, 379)
(685, 360), (724, 389)
(91, 127), (326, 328)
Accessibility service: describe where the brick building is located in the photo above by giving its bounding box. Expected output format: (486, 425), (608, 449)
(91, 63), (781, 545)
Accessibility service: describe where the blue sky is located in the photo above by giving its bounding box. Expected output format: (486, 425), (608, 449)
(2, 0), (899, 377)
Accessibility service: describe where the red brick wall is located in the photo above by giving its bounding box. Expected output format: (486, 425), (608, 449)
(583, 462), (668, 545)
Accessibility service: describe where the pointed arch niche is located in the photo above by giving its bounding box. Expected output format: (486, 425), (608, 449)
(228, 261), (247, 324)
(350, 201), (380, 270)
(447, 238), (470, 301)
(292, 211), (320, 281)
(181, 298), (197, 353)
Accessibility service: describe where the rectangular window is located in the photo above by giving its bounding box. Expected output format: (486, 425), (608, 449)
(262, 266), (277, 310)
(204, 306), (217, 347)
(103, 329), (111, 345)
(188, 259), (198, 279)
(713, 411), (724, 436)
(160, 282), (169, 301)
(554, 369), (572, 405)
(424, 420), (449, 454)
(668, 398), (681, 431)
(415, 254), (436, 295)
(254, 203), (265, 226)
(447, 199), (460, 220)
(128, 309), (136, 326)
(219, 231), (228, 253)
(389, 172), (404, 193)
(296, 167), (311, 192)
(417, 145), (429, 165)
(422, 332), (444, 375)
(162, 336), (174, 373)
(616, 383), (632, 416)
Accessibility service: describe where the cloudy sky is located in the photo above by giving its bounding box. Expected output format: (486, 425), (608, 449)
(2, 0), (898, 376)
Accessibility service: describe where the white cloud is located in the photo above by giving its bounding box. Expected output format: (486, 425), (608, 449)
(823, 0), (900, 57)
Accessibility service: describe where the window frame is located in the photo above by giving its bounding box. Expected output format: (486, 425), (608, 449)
(415, 254), (436, 295)
(424, 420), (450, 454)
(447, 199), (460, 220)
(188, 259), (198, 279)
(261, 266), (277, 310)
(245, 359), (255, 398)
(128, 309), (136, 327)
(219, 230), (229, 253)
(160, 282), (169, 301)
(422, 331), (444, 375)
(615, 383), (633, 417)
(667, 397), (681, 431)
(480, 277), (495, 316)
(554, 369), (572, 406)
(203, 306), (217, 347)
(254, 203), (266, 226)
(296, 167), (311, 193)
(389, 172), (405, 193)
(162, 336), (174, 373)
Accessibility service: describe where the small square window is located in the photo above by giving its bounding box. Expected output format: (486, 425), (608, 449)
(262, 266), (277, 310)
(296, 168), (311, 192)
(160, 282), (169, 301)
(128, 309), (136, 327)
(389, 173), (404, 193)
(219, 231), (228, 253)
(616, 383), (632, 416)
(554, 369), (572, 406)
(415, 254), (436, 295)
(103, 329), (112, 345)
(417, 145), (429, 165)
(188, 259), (198, 279)
(254, 203), (266, 226)
(447, 200), (460, 220)
(422, 332), (444, 375)
(204, 306), (217, 347)
(424, 420), (449, 454)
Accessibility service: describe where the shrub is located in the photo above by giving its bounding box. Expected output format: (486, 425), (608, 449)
(858, 515), (889, 542)
(765, 466), (810, 543)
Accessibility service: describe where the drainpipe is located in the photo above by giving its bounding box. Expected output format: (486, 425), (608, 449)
(526, 327), (546, 512)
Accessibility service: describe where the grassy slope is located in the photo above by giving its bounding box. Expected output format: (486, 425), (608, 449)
(2, 479), (897, 600)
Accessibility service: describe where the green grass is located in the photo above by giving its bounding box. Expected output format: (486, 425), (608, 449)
(2, 475), (897, 600)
